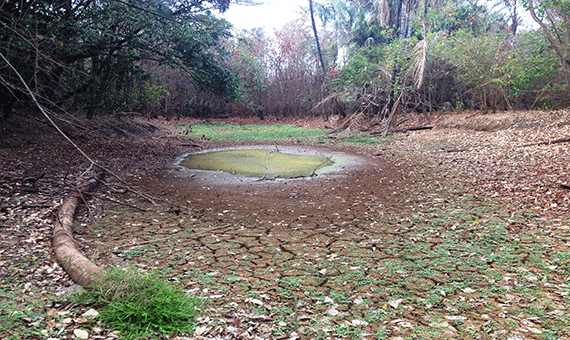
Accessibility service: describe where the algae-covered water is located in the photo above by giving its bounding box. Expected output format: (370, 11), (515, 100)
(179, 148), (334, 179)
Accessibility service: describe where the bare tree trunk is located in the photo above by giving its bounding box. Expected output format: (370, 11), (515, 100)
(309, 0), (327, 77)
(395, 0), (404, 38)
(511, 0), (518, 36)
(399, 2), (408, 38)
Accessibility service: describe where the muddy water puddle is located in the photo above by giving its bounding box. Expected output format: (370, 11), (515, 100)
(179, 148), (336, 179)
(174, 146), (359, 184)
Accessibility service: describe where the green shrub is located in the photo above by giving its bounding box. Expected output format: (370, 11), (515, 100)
(334, 44), (389, 90)
(506, 32), (566, 108)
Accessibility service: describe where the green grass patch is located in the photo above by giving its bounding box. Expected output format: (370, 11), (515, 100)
(344, 136), (380, 144)
(343, 132), (389, 144)
(180, 123), (329, 142)
(0, 286), (49, 339)
(74, 267), (202, 339)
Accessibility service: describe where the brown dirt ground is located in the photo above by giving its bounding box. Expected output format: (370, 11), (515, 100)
(1, 110), (570, 339)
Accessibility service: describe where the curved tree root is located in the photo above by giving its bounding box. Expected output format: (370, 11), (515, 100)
(53, 169), (105, 286)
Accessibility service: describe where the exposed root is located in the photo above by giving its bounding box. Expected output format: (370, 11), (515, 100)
(53, 169), (105, 286)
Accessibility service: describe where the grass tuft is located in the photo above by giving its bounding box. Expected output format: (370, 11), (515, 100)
(75, 267), (202, 339)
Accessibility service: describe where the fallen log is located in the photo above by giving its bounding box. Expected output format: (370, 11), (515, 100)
(442, 148), (471, 153)
(53, 170), (105, 286)
(392, 126), (433, 133)
(521, 136), (570, 147)
(371, 126), (433, 135)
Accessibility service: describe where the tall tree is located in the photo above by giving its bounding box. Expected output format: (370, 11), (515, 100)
(309, 0), (328, 77)
(524, 0), (570, 71)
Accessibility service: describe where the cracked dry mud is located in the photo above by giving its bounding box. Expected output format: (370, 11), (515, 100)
(3, 112), (570, 339)
(80, 144), (434, 339)
(76, 127), (570, 339)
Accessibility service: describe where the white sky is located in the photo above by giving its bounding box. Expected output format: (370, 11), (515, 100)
(223, 0), (308, 32)
(222, 0), (538, 33)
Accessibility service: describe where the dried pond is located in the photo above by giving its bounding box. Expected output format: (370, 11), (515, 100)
(178, 147), (349, 180)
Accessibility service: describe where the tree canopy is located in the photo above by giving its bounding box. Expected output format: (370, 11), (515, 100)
(2, 0), (568, 121)
(0, 0), (238, 118)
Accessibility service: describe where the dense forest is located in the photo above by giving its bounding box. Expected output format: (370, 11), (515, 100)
(1, 0), (569, 125)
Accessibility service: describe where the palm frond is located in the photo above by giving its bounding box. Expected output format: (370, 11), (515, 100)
(411, 39), (427, 90)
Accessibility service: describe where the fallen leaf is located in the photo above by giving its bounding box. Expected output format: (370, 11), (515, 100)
(74, 317), (89, 324)
(73, 328), (89, 339)
(46, 308), (57, 320)
(389, 298), (403, 309)
(326, 307), (339, 316)
(46, 319), (56, 330)
(82, 308), (99, 318)
(246, 297), (264, 306)
(351, 319), (369, 326)
(445, 315), (467, 321)
(429, 321), (450, 328)
(194, 326), (211, 336)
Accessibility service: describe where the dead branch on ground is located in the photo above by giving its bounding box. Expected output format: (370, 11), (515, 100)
(381, 92), (404, 136)
(371, 126), (433, 135)
(310, 156), (333, 177)
(85, 192), (151, 211)
(311, 93), (347, 117)
(521, 136), (570, 147)
(258, 149), (276, 181)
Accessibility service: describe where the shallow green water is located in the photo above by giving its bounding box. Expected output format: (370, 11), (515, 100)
(180, 149), (334, 179)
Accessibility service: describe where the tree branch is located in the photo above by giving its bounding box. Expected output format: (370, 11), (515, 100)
(526, 0), (570, 70)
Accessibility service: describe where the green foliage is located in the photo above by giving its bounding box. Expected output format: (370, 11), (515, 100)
(425, 2), (507, 36)
(334, 45), (388, 89)
(75, 267), (202, 339)
(225, 30), (270, 108)
(427, 29), (568, 110)
(0, 289), (44, 339)
(314, 0), (389, 47)
(334, 36), (418, 95)
(0, 271), (61, 340)
(181, 123), (330, 142)
(0, 0), (237, 118)
(444, 31), (507, 85)
(145, 84), (169, 104)
(506, 32), (566, 108)
(429, 30), (509, 109)
(335, 324), (361, 338)
(326, 0), (568, 113)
